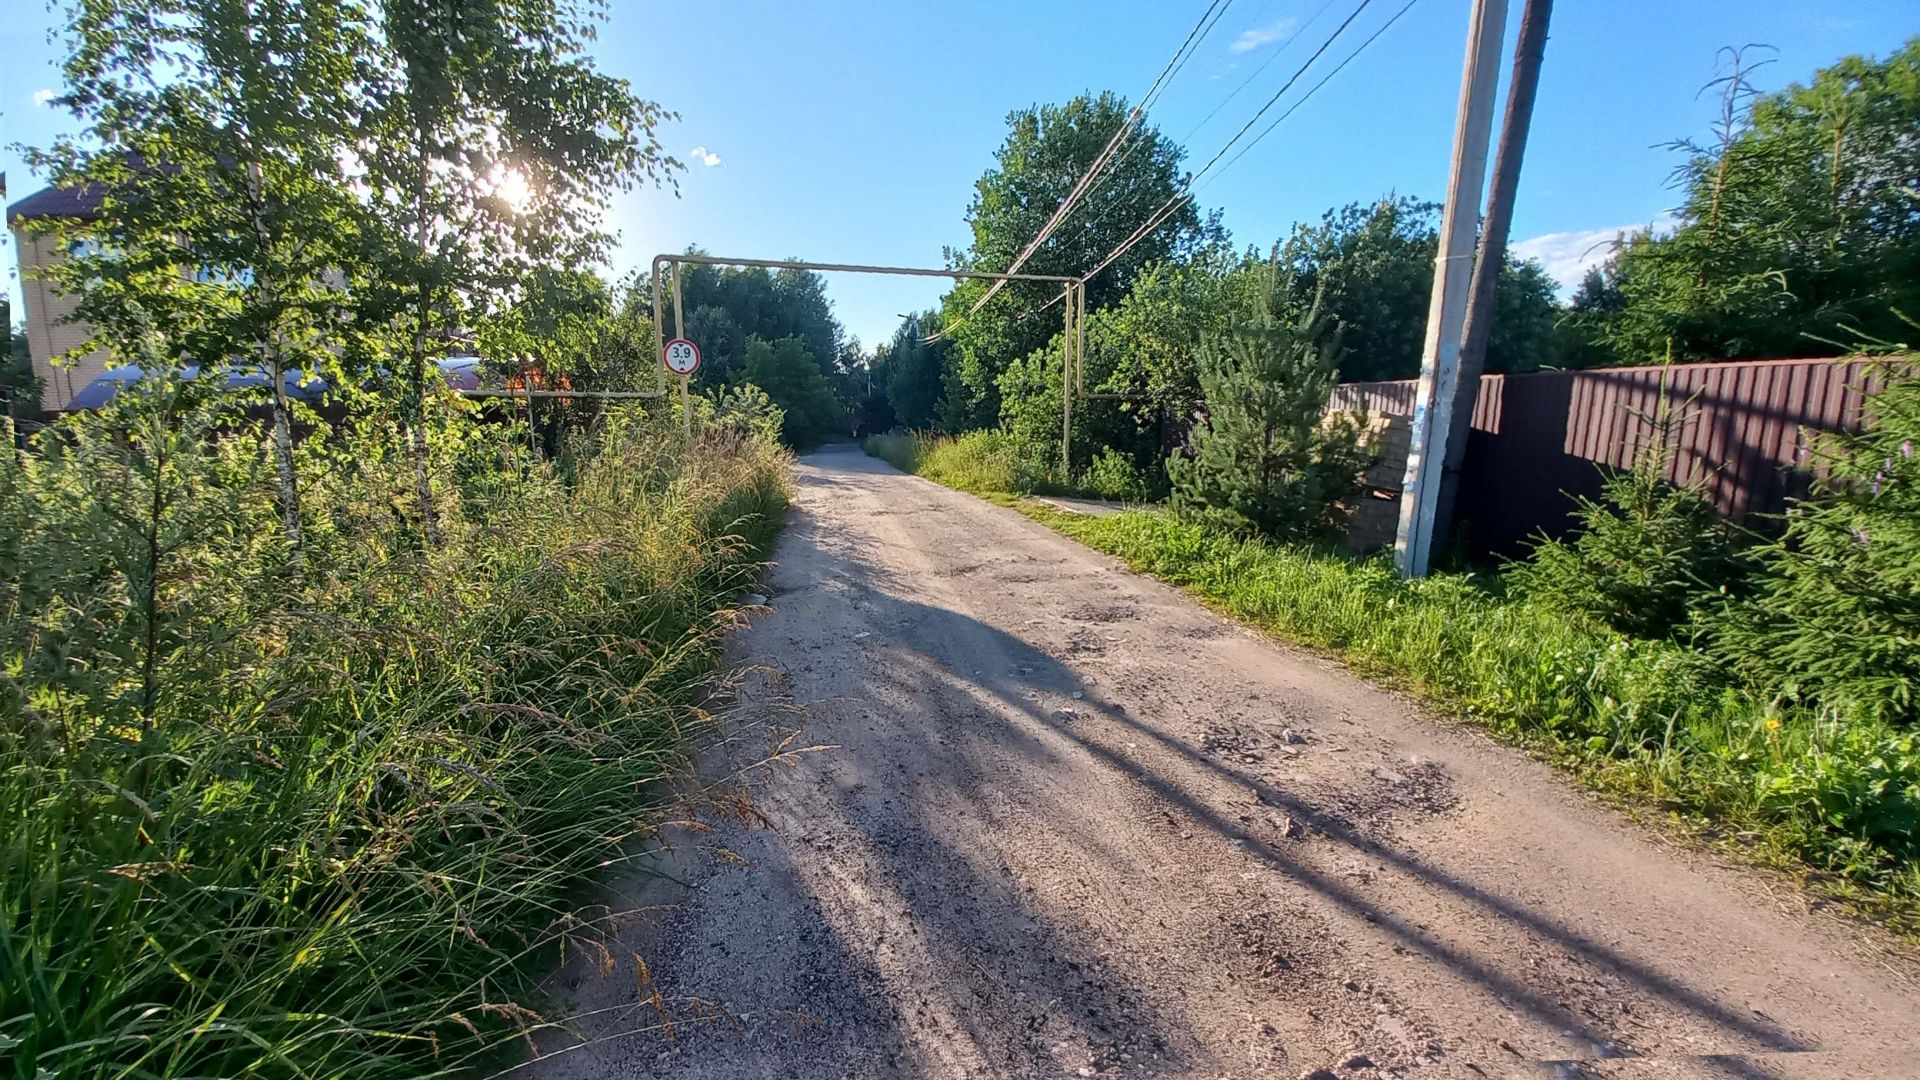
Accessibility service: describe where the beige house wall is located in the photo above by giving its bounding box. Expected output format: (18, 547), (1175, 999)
(12, 227), (112, 412)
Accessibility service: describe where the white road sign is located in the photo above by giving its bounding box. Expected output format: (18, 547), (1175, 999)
(663, 337), (702, 377)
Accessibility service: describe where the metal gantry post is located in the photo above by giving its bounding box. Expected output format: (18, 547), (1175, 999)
(650, 256), (667, 400)
(671, 260), (691, 439)
(1076, 279), (1087, 396)
(1061, 282), (1076, 476)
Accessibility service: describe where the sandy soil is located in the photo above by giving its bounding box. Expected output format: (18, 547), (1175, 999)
(523, 444), (1920, 1080)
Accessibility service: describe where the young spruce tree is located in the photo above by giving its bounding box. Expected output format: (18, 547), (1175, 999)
(1169, 278), (1370, 542)
(1716, 363), (1920, 724)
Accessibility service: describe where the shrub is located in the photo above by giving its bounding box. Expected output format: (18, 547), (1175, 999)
(1507, 409), (1746, 640)
(864, 431), (918, 473)
(1168, 291), (1370, 542)
(1716, 364), (1920, 724)
(743, 335), (844, 448)
(1079, 447), (1154, 502)
(996, 330), (1164, 488)
(864, 430), (1049, 496)
(711, 380), (786, 444)
(0, 389), (791, 1079)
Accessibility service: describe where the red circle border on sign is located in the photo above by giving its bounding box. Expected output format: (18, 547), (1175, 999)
(662, 337), (702, 376)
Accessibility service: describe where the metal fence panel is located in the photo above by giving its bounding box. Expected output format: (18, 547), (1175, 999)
(1329, 357), (1896, 558)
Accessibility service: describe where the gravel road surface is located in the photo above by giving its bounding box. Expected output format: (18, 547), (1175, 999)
(526, 444), (1920, 1080)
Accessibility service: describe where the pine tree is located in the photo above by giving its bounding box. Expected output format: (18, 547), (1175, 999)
(1508, 383), (1748, 640)
(1169, 286), (1370, 542)
(1716, 362), (1920, 723)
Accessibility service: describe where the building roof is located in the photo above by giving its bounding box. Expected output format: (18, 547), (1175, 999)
(6, 154), (178, 227)
(6, 180), (107, 226)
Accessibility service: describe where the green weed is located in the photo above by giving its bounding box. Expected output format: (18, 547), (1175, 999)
(1, 394), (792, 1078)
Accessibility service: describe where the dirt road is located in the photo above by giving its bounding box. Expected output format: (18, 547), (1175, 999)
(530, 444), (1920, 1079)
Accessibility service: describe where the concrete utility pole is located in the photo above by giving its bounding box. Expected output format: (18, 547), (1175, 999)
(1393, 0), (1510, 578)
(1433, 0), (1554, 546)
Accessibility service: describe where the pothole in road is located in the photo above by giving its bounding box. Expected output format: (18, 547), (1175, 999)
(1063, 628), (1112, 657)
(1313, 760), (1461, 839)
(1201, 722), (1311, 767)
(1066, 602), (1137, 624)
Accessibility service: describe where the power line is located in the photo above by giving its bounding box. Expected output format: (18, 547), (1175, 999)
(1178, 0), (1339, 146)
(1031, 0), (1421, 322)
(1058, 0), (1388, 297)
(1201, 0), (1426, 190)
(1083, 0), (1426, 288)
(927, 0), (1237, 342)
(1143, 0), (1240, 114)
(1183, 0), (1378, 189)
(1098, 0), (1244, 184)
(1060, 0), (1269, 251)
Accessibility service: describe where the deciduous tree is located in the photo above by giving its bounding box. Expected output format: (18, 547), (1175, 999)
(351, 0), (676, 544)
(1279, 196), (1560, 381)
(742, 335), (843, 448)
(941, 93), (1212, 427)
(33, 0), (375, 557)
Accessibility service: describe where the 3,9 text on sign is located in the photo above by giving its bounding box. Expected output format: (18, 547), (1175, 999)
(663, 337), (702, 377)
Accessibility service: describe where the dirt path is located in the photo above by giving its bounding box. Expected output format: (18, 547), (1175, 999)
(528, 444), (1920, 1080)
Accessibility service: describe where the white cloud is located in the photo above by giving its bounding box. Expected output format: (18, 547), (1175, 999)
(689, 145), (722, 168)
(32, 88), (56, 106)
(1511, 216), (1676, 293)
(1230, 18), (1297, 53)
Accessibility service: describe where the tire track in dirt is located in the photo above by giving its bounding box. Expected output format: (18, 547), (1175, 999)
(526, 445), (1920, 1080)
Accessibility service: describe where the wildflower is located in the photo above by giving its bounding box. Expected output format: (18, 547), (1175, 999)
(1902, 439), (1914, 459)
(1765, 716), (1782, 734)
(1851, 525), (1870, 547)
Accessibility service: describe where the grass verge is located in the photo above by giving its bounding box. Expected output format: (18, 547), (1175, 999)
(865, 430), (1041, 498)
(866, 434), (1920, 936)
(3, 400), (792, 1078)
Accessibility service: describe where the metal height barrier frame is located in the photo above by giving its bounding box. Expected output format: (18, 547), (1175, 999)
(650, 253), (1088, 461)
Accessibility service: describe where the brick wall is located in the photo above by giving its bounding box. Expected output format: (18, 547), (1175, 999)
(1343, 412), (1409, 555)
(13, 227), (113, 412)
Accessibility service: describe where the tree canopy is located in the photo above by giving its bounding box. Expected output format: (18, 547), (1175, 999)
(880, 312), (949, 431)
(938, 92), (1214, 428)
(1567, 40), (1920, 363)
(671, 257), (845, 386)
(1279, 197), (1561, 381)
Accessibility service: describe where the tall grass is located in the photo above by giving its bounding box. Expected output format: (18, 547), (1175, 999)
(865, 430), (1040, 496)
(1, 388), (791, 1078)
(866, 430), (1157, 500)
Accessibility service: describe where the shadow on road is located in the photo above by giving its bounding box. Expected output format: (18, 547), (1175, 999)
(532, 453), (1822, 1079)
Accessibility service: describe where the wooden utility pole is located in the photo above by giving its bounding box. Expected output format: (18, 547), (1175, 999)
(1433, 0), (1554, 546)
(1394, 0), (1509, 578)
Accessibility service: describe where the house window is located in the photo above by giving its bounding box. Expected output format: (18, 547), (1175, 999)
(194, 265), (256, 287)
(67, 238), (104, 259)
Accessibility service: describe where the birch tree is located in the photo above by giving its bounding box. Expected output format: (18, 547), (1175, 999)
(32, 0), (373, 560)
(351, 0), (678, 545)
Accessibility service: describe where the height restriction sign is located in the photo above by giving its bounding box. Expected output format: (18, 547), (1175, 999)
(662, 337), (702, 377)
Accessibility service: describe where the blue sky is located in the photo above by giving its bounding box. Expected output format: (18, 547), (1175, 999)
(3, 1), (1912, 349)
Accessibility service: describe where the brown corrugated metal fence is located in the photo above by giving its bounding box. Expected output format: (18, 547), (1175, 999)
(1328, 357), (1898, 558)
